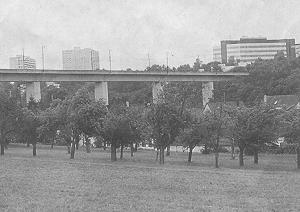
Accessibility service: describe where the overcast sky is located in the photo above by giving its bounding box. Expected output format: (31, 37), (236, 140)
(1, 0), (300, 70)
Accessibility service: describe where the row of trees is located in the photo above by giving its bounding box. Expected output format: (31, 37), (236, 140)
(0, 84), (145, 161)
(1, 81), (299, 168)
(1, 56), (300, 169)
(214, 54), (300, 105)
(148, 96), (300, 168)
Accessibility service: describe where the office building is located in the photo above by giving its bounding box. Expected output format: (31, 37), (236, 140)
(9, 55), (36, 69)
(9, 55), (40, 102)
(213, 37), (296, 64)
(293, 44), (300, 57)
(62, 47), (100, 70)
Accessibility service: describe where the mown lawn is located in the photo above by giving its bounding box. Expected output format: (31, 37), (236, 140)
(0, 144), (299, 211)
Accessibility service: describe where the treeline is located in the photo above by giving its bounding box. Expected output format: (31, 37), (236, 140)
(1, 56), (300, 169)
(1, 80), (300, 169)
(214, 55), (300, 105)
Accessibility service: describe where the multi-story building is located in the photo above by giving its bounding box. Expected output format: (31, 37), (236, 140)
(9, 55), (36, 69)
(9, 55), (40, 102)
(293, 44), (300, 57)
(213, 37), (296, 64)
(213, 46), (222, 62)
(62, 47), (100, 70)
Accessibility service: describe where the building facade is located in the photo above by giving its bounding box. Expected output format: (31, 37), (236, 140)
(9, 55), (40, 102)
(213, 37), (296, 64)
(9, 55), (36, 69)
(293, 44), (300, 57)
(213, 46), (222, 62)
(62, 47), (100, 70)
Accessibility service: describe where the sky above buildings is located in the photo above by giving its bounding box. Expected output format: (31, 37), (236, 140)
(1, 0), (300, 70)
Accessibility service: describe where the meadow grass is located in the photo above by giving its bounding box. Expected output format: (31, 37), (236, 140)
(0, 144), (299, 211)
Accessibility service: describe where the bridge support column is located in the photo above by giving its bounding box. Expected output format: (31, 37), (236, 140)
(95, 82), (108, 105)
(152, 81), (164, 104)
(26, 82), (41, 103)
(202, 81), (214, 107)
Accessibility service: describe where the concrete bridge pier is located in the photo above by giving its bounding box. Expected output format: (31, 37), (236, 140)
(95, 81), (108, 105)
(202, 81), (214, 107)
(26, 82), (41, 103)
(152, 81), (164, 104)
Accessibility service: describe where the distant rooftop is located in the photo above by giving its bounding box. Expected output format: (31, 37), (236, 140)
(240, 36), (267, 41)
(264, 94), (300, 110)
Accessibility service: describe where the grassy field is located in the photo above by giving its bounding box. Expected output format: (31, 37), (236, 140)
(0, 144), (299, 211)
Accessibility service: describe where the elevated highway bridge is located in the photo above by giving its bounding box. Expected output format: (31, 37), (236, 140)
(0, 69), (249, 105)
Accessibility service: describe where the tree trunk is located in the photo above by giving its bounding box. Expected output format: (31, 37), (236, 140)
(215, 152), (219, 168)
(134, 143), (138, 152)
(156, 148), (159, 162)
(33, 142), (37, 156)
(159, 146), (165, 164)
(231, 141), (235, 160)
(70, 140), (76, 159)
(162, 147), (165, 164)
(75, 134), (79, 150)
(4, 139), (8, 149)
(86, 137), (91, 153)
(188, 147), (193, 163)
(103, 141), (106, 150)
(0, 143), (4, 155)
(111, 144), (117, 161)
(166, 145), (170, 156)
(297, 145), (300, 169)
(159, 148), (161, 164)
(203, 144), (209, 154)
(27, 142), (30, 147)
(51, 138), (54, 149)
(130, 142), (134, 157)
(215, 137), (220, 168)
(253, 148), (258, 164)
(120, 144), (124, 160)
(239, 146), (244, 167)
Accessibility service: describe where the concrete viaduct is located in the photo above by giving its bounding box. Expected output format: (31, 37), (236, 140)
(0, 69), (249, 105)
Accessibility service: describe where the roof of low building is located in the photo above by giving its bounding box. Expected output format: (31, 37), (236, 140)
(264, 95), (300, 110)
(204, 101), (245, 113)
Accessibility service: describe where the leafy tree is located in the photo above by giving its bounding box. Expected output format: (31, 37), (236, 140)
(204, 103), (228, 168)
(218, 57), (300, 106)
(201, 61), (222, 72)
(163, 82), (203, 112)
(227, 56), (236, 66)
(40, 84), (68, 109)
(227, 104), (279, 166)
(101, 105), (145, 161)
(147, 102), (183, 164)
(281, 109), (300, 169)
(176, 113), (208, 163)
(246, 105), (279, 164)
(102, 110), (127, 161)
(67, 88), (107, 156)
(59, 81), (87, 97)
(19, 108), (41, 156)
(0, 88), (21, 155)
(124, 106), (147, 157)
(145, 64), (166, 72)
(109, 82), (152, 106)
(38, 100), (66, 148)
(162, 81), (203, 155)
(227, 106), (250, 166)
(193, 58), (202, 71)
(177, 64), (192, 72)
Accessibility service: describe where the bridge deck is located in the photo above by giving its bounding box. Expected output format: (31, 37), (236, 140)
(0, 69), (249, 82)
